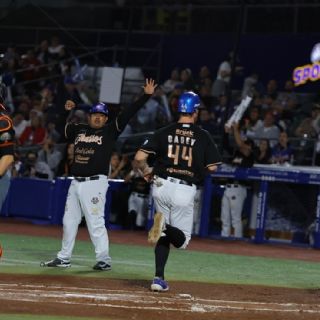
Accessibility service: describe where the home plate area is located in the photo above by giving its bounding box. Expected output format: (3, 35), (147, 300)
(0, 277), (320, 320)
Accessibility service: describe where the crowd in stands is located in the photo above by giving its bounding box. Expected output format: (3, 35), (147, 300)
(2, 38), (320, 230)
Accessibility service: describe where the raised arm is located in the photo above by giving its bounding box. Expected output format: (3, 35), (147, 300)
(232, 122), (251, 156)
(116, 78), (157, 132)
(64, 100), (76, 139)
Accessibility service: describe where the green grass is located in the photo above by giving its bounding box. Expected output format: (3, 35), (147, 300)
(0, 233), (320, 289)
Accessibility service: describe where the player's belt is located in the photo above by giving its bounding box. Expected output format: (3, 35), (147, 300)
(74, 175), (100, 182)
(157, 174), (193, 186)
(132, 192), (148, 198)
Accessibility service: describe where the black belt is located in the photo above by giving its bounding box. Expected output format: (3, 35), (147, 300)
(74, 175), (100, 182)
(137, 194), (148, 198)
(226, 184), (239, 188)
(158, 174), (193, 186)
(132, 192), (148, 198)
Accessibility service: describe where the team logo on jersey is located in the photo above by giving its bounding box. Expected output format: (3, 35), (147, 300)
(0, 132), (11, 141)
(91, 197), (99, 204)
(75, 133), (103, 145)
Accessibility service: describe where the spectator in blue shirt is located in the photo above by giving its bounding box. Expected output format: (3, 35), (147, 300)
(271, 131), (293, 164)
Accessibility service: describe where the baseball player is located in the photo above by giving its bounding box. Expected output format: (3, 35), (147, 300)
(134, 92), (222, 291)
(221, 122), (254, 238)
(125, 159), (150, 229)
(0, 83), (15, 210)
(41, 78), (156, 270)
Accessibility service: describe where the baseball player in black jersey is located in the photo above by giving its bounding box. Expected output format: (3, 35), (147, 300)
(221, 122), (254, 238)
(135, 92), (222, 291)
(41, 78), (156, 270)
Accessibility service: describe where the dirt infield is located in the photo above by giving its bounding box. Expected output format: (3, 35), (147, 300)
(1, 220), (320, 319)
(1, 274), (320, 320)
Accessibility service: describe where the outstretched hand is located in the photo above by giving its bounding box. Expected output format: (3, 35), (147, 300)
(143, 78), (157, 95)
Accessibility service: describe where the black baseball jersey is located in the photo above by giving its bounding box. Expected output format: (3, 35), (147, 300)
(66, 94), (151, 177)
(140, 122), (221, 185)
(231, 149), (254, 168)
(0, 110), (15, 157)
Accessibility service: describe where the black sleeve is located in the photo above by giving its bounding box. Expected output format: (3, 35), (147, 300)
(65, 122), (77, 142)
(204, 132), (222, 167)
(139, 132), (159, 155)
(0, 116), (15, 157)
(116, 94), (151, 132)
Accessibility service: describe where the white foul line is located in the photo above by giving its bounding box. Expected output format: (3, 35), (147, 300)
(0, 283), (319, 314)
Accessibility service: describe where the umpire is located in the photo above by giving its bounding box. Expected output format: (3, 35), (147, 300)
(135, 91), (222, 291)
(42, 78), (156, 270)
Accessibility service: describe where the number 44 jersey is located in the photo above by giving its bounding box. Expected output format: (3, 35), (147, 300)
(140, 122), (222, 185)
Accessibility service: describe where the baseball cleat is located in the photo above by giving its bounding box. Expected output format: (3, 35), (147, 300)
(40, 257), (71, 268)
(92, 261), (112, 271)
(148, 212), (165, 244)
(151, 277), (169, 292)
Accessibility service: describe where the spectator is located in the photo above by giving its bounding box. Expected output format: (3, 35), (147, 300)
(48, 36), (65, 61)
(12, 112), (28, 139)
(211, 51), (243, 98)
(255, 139), (272, 164)
(243, 106), (262, 140)
(35, 40), (50, 65)
(57, 143), (74, 176)
(198, 108), (219, 135)
(294, 104), (320, 139)
(196, 65), (213, 90)
(162, 67), (181, 94)
(20, 49), (41, 83)
(19, 151), (38, 178)
(46, 121), (61, 143)
(276, 80), (298, 112)
(241, 72), (259, 99)
(19, 115), (46, 146)
(134, 92), (162, 132)
(152, 86), (172, 127)
(264, 79), (279, 100)
(271, 131), (293, 165)
(15, 98), (31, 119)
(167, 84), (184, 120)
(2, 44), (20, 65)
(109, 152), (128, 179)
(252, 111), (280, 147)
(180, 68), (195, 91)
(37, 138), (62, 178)
(210, 94), (229, 131)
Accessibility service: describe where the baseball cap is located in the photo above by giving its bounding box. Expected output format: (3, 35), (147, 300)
(89, 102), (108, 116)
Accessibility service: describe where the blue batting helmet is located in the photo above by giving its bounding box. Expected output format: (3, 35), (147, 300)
(89, 102), (108, 116)
(178, 92), (200, 114)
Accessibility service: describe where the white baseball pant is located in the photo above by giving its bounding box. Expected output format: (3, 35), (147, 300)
(128, 192), (149, 227)
(221, 184), (247, 238)
(152, 176), (197, 248)
(57, 175), (111, 264)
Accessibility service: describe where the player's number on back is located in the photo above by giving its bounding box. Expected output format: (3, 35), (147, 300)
(168, 144), (193, 167)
